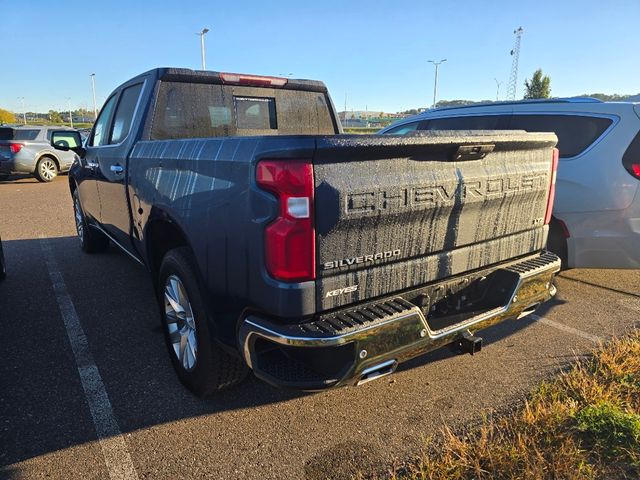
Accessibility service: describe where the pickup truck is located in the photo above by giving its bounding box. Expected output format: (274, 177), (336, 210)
(51, 68), (561, 396)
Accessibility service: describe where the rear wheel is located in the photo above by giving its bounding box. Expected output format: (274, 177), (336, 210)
(547, 218), (569, 270)
(34, 157), (58, 182)
(0, 174), (10, 182)
(73, 190), (109, 253)
(158, 247), (248, 396)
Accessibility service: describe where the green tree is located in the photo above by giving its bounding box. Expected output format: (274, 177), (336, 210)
(0, 108), (16, 124)
(524, 69), (551, 99)
(48, 110), (63, 123)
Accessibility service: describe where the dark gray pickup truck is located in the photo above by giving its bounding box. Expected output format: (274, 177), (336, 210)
(51, 68), (561, 396)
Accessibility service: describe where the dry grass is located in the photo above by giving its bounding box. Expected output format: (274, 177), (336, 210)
(387, 332), (640, 480)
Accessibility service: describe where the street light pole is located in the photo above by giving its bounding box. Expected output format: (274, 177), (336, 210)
(67, 98), (73, 128)
(428, 59), (447, 109)
(90, 73), (97, 120)
(494, 78), (502, 101)
(197, 28), (209, 70)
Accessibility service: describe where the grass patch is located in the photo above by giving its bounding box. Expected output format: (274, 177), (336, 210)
(384, 332), (640, 480)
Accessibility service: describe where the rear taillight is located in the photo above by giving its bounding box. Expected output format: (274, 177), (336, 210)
(0, 143), (23, 154)
(622, 130), (640, 180)
(544, 148), (559, 225)
(256, 159), (315, 282)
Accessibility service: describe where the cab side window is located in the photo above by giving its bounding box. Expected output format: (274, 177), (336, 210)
(90, 95), (118, 147)
(110, 83), (143, 144)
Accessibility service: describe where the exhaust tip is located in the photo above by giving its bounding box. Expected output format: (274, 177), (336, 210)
(357, 359), (398, 386)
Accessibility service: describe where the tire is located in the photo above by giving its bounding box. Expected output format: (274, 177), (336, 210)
(0, 174), (10, 182)
(73, 189), (110, 253)
(0, 240), (6, 282)
(547, 219), (569, 270)
(158, 247), (248, 396)
(34, 156), (58, 183)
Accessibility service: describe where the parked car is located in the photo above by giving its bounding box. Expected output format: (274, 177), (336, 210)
(0, 126), (81, 182)
(379, 98), (640, 269)
(0, 235), (5, 282)
(51, 68), (560, 396)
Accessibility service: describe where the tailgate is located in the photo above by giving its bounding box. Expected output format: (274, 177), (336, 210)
(314, 131), (557, 311)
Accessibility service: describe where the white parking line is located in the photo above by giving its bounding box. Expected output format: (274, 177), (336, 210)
(529, 314), (603, 344)
(39, 238), (139, 480)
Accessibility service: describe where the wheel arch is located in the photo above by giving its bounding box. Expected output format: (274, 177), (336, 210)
(35, 151), (61, 171)
(144, 210), (197, 284)
(548, 215), (570, 269)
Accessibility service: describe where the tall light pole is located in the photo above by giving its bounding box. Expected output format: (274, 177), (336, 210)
(428, 59), (447, 109)
(494, 78), (503, 101)
(90, 73), (97, 120)
(197, 28), (209, 70)
(67, 97), (74, 128)
(17, 97), (26, 124)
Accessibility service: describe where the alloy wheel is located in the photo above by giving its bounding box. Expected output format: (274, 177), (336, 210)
(74, 197), (84, 243)
(39, 159), (57, 181)
(163, 274), (198, 371)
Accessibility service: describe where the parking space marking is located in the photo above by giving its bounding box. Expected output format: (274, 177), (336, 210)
(529, 314), (603, 344)
(619, 298), (640, 313)
(39, 238), (139, 480)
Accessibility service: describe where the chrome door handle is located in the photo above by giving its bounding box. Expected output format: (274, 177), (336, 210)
(110, 164), (124, 174)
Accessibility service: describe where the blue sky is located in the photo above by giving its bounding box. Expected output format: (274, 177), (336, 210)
(2, 0), (639, 113)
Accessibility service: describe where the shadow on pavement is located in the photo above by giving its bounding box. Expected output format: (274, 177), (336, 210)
(0, 234), (568, 474)
(558, 272), (640, 299)
(0, 236), (305, 472)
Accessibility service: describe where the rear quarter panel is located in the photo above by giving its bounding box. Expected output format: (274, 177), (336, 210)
(128, 136), (318, 321)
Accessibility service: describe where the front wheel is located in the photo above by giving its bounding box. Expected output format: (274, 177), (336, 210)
(34, 157), (58, 182)
(73, 190), (109, 253)
(158, 247), (248, 396)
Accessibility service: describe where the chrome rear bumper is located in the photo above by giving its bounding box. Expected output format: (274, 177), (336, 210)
(239, 251), (561, 390)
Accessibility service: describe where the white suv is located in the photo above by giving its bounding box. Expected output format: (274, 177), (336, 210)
(379, 98), (640, 269)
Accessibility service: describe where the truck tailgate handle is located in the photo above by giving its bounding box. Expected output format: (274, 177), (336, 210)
(452, 144), (495, 161)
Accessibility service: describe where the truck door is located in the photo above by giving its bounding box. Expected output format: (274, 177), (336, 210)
(94, 82), (144, 251)
(80, 94), (119, 224)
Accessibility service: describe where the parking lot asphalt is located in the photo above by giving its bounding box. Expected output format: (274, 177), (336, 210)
(1, 175), (639, 480)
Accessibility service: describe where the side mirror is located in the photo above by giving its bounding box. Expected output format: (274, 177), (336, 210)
(50, 130), (86, 157)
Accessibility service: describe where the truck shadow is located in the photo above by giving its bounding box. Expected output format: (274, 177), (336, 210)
(0, 236), (306, 472)
(397, 295), (568, 373)
(0, 235), (570, 474)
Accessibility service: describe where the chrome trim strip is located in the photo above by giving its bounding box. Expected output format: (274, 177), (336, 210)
(90, 223), (145, 266)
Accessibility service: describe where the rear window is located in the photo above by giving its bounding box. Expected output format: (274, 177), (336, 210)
(509, 114), (613, 158)
(151, 81), (335, 140)
(0, 128), (39, 141)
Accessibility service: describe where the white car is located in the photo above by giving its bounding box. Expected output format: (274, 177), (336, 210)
(379, 98), (640, 269)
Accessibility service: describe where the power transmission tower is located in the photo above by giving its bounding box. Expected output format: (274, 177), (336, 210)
(506, 27), (524, 100)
